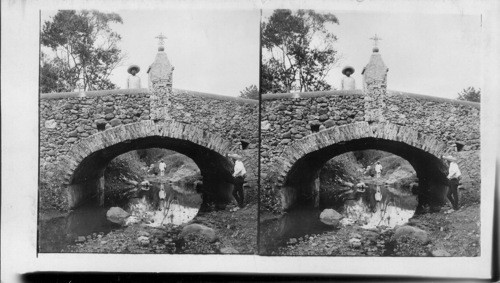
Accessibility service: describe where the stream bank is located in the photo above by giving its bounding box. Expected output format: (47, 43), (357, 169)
(64, 203), (257, 254)
(263, 203), (479, 257)
(259, 150), (480, 257)
(39, 149), (257, 254)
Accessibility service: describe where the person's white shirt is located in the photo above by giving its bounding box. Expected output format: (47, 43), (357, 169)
(127, 75), (141, 89)
(159, 190), (166, 199)
(159, 162), (166, 171)
(341, 76), (356, 90)
(233, 160), (246, 177)
(447, 162), (462, 179)
(375, 164), (383, 173)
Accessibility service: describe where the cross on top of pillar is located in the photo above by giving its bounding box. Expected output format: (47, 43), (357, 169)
(156, 33), (167, 51)
(369, 34), (382, 52)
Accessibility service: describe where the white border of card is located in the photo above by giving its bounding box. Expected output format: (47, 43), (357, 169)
(1, 0), (498, 281)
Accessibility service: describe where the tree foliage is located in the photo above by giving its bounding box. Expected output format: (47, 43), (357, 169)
(41, 10), (125, 92)
(239, 84), (259, 100)
(457, 86), (480, 103)
(261, 9), (340, 93)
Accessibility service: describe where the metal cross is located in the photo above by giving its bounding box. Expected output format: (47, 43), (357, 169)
(369, 34), (382, 47)
(155, 33), (167, 47)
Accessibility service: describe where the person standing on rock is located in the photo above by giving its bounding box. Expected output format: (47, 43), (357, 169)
(341, 66), (356, 90)
(229, 153), (246, 210)
(127, 65), (141, 89)
(159, 160), (167, 176)
(443, 155), (462, 210)
(375, 161), (383, 178)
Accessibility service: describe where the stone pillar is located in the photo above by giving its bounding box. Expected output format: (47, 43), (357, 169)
(147, 45), (174, 122)
(362, 47), (389, 123)
(312, 177), (320, 208)
(97, 175), (105, 206)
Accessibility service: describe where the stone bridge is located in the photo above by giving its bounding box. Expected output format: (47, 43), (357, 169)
(40, 46), (258, 210)
(260, 49), (480, 212)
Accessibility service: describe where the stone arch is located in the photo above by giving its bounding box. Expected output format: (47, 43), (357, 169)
(272, 122), (453, 211)
(57, 120), (235, 209)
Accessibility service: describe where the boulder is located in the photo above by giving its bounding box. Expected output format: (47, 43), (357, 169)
(138, 231), (150, 237)
(137, 236), (150, 246)
(319, 209), (343, 227)
(180, 224), (218, 243)
(394, 225), (430, 245)
(106, 207), (130, 225)
(349, 238), (362, 248)
(362, 230), (379, 241)
(220, 247), (239, 254)
(350, 233), (362, 239)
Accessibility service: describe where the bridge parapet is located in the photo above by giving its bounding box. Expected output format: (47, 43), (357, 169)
(385, 91), (480, 151)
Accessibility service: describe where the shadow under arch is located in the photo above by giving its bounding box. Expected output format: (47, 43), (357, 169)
(56, 120), (235, 209)
(274, 122), (452, 213)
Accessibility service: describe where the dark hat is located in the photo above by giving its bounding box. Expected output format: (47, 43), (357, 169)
(127, 65), (140, 74)
(342, 66), (355, 75)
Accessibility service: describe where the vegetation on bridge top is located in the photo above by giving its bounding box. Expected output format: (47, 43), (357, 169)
(262, 90), (364, 100)
(40, 88), (258, 105)
(261, 89), (480, 109)
(387, 90), (480, 109)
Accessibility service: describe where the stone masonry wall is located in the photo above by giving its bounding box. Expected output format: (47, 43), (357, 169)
(40, 91), (151, 165)
(384, 91), (480, 151)
(168, 90), (258, 150)
(261, 92), (365, 167)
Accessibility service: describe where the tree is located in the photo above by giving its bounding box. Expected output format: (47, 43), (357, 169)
(457, 87), (480, 103)
(239, 84), (259, 100)
(261, 9), (340, 93)
(41, 10), (125, 92)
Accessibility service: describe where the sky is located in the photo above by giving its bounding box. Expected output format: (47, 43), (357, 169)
(42, 10), (260, 97)
(42, 8), (484, 99)
(262, 10), (484, 99)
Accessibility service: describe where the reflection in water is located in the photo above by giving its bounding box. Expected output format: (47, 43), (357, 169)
(38, 179), (202, 252)
(141, 181), (202, 227)
(259, 183), (418, 254)
(343, 184), (417, 229)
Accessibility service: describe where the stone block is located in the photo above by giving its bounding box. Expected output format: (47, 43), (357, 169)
(109, 119), (122, 127)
